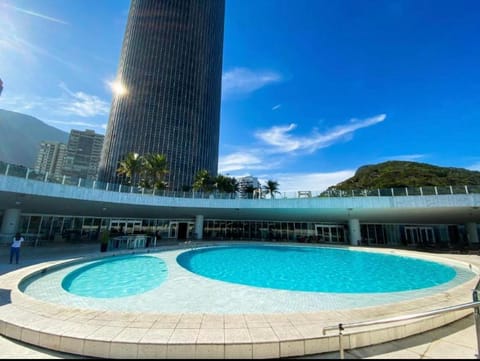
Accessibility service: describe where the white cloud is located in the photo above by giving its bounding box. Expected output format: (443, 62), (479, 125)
(273, 170), (356, 193)
(7, 36), (83, 72)
(218, 152), (265, 173)
(58, 83), (110, 117)
(0, 85), (109, 132)
(4, 4), (69, 25)
(1, 91), (110, 119)
(219, 114), (386, 180)
(222, 67), (282, 97)
(45, 119), (106, 133)
(225, 170), (355, 195)
(272, 104), (281, 111)
(379, 154), (427, 162)
(467, 163), (480, 171)
(255, 123), (300, 152)
(255, 114), (386, 154)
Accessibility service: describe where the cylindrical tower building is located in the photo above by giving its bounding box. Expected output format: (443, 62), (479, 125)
(98, 0), (225, 191)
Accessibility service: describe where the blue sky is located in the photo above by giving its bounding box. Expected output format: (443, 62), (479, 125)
(0, 0), (479, 193)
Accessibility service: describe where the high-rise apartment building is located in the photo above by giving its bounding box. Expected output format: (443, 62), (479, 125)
(238, 176), (261, 198)
(63, 129), (104, 180)
(98, 0), (225, 191)
(34, 141), (67, 180)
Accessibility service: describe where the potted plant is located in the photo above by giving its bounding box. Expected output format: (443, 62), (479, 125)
(100, 230), (109, 252)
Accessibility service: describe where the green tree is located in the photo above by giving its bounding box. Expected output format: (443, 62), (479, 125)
(243, 184), (256, 199)
(262, 179), (281, 199)
(116, 152), (144, 186)
(192, 169), (214, 192)
(181, 184), (192, 192)
(141, 153), (169, 190)
(214, 174), (239, 194)
(227, 176), (239, 194)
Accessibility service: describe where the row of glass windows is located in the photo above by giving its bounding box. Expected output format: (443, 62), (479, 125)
(8, 214), (471, 249)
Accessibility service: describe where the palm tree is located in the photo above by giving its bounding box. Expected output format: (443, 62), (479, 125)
(227, 176), (239, 194)
(116, 152), (144, 185)
(192, 169), (214, 193)
(214, 174), (239, 194)
(243, 185), (256, 199)
(141, 153), (169, 190)
(262, 179), (281, 199)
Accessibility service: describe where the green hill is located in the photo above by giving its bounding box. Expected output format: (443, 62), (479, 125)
(327, 161), (480, 190)
(0, 109), (69, 167)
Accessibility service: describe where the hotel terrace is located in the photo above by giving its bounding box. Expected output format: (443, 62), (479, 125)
(1, 161), (479, 250)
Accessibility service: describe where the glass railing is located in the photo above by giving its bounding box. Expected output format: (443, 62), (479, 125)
(1, 160), (479, 200)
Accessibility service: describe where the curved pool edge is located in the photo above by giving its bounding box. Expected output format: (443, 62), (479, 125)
(0, 242), (479, 359)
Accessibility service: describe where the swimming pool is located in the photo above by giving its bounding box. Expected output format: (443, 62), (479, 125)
(61, 255), (168, 298)
(177, 245), (457, 293)
(19, 243), (476, 313)
(4, 243), (479, 359)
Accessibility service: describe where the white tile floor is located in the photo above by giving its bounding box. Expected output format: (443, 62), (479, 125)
(0, 313), (477, 359)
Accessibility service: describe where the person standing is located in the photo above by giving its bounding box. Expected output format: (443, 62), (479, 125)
(10, 232), (24, 264)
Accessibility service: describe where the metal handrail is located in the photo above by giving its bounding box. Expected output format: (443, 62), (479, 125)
(323, 301), (480, 333)
(324, 290), (480, 359)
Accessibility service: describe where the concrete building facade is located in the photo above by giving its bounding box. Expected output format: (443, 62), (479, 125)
(33, 141), (67, 180)
(62, 129), (104, 181)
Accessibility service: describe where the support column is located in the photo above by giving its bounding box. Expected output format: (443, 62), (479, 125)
(195, 215), (204, 240)
(466, 222), (479, 245)
(1, 208), (21, 236)
(348, 218), (361, 246)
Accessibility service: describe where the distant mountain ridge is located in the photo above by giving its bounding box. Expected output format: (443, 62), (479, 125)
(327, 161), (480, 190)
(0, 108), (69, 167)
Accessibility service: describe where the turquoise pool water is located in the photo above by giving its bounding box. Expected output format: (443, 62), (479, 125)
(61, 255), (168, 298)
(18, 244), (475, 312)
(176, 245), (457, 293)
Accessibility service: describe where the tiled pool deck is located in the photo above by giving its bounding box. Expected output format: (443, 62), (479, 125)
(0, 241), (480, 359)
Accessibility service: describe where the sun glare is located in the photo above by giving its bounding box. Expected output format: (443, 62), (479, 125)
(111, 81), (127, 96)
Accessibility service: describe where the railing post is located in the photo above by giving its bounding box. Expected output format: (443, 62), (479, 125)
(5, 163), (10, 176)
(420, 187), (423, 196)
(26, 168), (30, 179)
(338, 323), (345, 359)
(62, 175), (66, 184)
(44, 172), (49, 182)
(450, 185), (453, 195)
(466, 185), (469, 195)
(472, 290), (480, 358)
(391, 188), (394, 196)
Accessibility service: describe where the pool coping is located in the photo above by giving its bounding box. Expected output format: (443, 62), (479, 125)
(0, 242), (479, 359)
